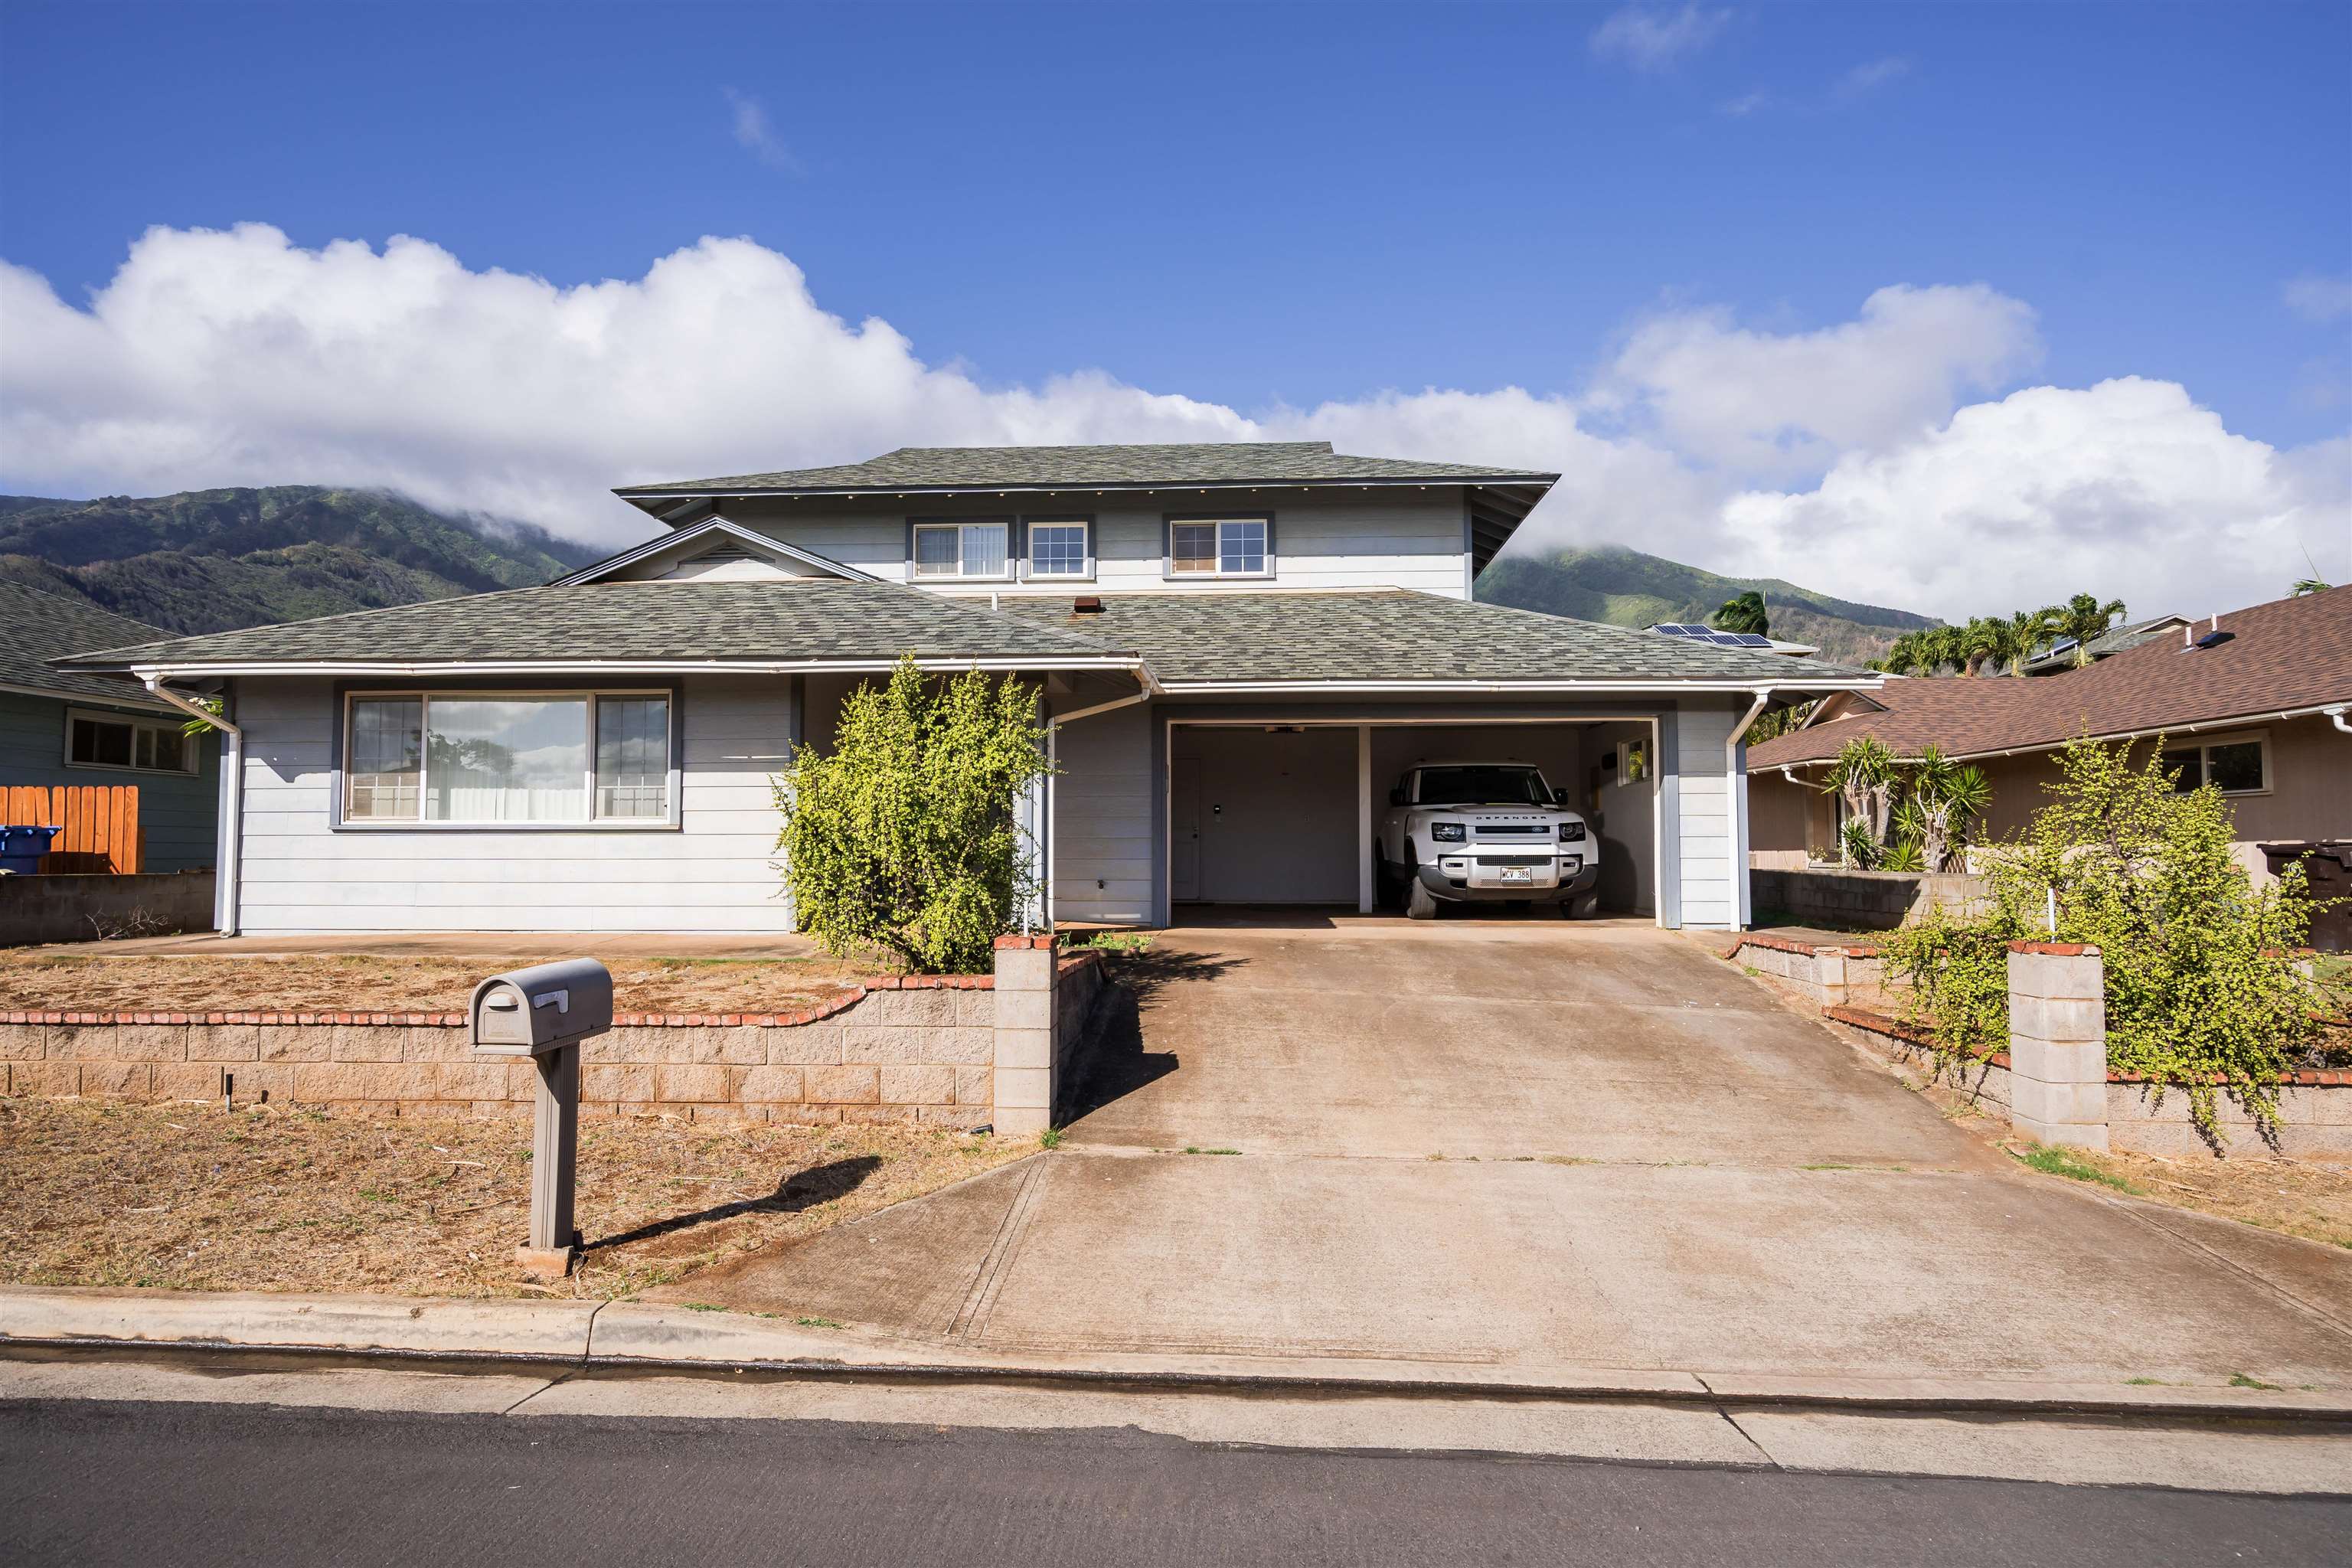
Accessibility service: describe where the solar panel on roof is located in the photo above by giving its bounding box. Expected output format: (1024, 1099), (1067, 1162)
(1651, 623), (1694, 636)
(1732, 633), (1772, 647)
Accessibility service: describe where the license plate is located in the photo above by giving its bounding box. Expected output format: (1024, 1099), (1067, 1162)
(1498, 867), (1531, 884)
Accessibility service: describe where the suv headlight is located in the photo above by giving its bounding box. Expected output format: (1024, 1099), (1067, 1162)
(1429, 822), (1466, 842)
(1559, 822), (1587, 842)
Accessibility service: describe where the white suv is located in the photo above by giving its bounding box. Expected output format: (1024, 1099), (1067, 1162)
(1374, 761), (1599, 920)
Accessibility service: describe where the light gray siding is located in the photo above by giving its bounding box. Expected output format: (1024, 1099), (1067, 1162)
(234, 675), (795, 933)
(1672, 700), (1741, 930)
(727, 488), (1475, 599)
(1050, 701), (1155, 925)
(0, 688), (220, 873)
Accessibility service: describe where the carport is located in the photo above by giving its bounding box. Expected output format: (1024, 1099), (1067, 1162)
(1166, 715), (1664, 918)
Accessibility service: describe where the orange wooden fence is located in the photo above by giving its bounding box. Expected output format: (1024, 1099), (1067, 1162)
(2, 786), (142, 874)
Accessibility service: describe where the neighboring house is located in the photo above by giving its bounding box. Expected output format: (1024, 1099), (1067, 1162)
(2020, 613), (2193, 676)
(0, 580), (219, 873)
(1748, 586), (2352, 880)
(54, 442), (1878, 936)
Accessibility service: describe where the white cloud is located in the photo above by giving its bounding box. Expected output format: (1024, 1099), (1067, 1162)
(0, 223), (2342, 622)
(2284, 273), (2352, 324)
(1834, 55), (1912, 100)
(723, 88), (800, 174)
(1589, 283), (2041, 479)
(1720, 379), (2348, 620)
(1589, 5), (1732, 71)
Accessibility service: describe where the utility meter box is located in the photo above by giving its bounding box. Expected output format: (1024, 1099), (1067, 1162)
(469, 959), (614, 1057)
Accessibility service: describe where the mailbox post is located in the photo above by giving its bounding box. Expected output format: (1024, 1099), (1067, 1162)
(470, 959), (613, 1281)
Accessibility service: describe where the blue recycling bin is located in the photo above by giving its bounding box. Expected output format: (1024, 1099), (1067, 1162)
(0, 825), (64, 874)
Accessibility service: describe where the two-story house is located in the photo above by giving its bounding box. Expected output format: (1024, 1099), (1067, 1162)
(54, 443), (1877, 935)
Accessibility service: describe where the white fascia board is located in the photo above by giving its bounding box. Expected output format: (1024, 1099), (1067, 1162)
(126, 656), (1147, 679)
(554, 517), (879, 586)
(0, 679), (180, 714)
(1155, 677), (1883, 696)
(615, 476), (1560, 501)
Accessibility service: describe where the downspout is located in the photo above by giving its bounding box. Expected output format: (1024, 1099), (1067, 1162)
(142, 674), (240, 936)
(1727, 689), (1773, 932)
(2331, 706), (2351, 736)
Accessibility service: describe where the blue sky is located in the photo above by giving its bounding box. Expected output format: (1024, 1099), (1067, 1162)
(2, 2), (2347, 616)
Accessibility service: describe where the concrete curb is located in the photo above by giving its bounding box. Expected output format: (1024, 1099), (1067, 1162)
(5, 1285), (2348, 1424)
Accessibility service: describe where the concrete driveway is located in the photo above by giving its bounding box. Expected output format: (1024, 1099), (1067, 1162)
(678, 921), (2352, 1393)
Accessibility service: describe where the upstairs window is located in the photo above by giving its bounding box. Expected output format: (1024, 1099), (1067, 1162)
(1025, 519), (1091, 580)
(1167, 516), (1271, 577)
(910, 520), (1012, 580)
(67, 709), (198, 776)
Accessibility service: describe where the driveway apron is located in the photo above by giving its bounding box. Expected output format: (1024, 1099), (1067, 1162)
(678, 922), (2352, 1390)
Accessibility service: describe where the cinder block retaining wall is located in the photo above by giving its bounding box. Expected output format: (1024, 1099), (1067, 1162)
(0, 871), (216, 948)
(1751, 867), (1988, 932)
(0, 951), (1108, 1129)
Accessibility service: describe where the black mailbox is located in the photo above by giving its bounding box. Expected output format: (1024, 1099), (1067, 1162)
(470, 958), (614, 1057)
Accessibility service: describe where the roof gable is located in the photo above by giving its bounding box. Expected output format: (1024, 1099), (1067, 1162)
(555, 517), (877, 586)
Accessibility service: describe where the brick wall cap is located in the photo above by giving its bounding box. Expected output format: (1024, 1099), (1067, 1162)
(993, 934), (1057, 950)
(2009, 941), (2100, 956)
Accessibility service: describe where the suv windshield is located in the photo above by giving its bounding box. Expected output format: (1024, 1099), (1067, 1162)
(1414, 766), (1552, 806)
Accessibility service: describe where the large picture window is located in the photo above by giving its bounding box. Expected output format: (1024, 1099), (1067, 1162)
(67, 709), (199, 776)
(910, 520), (1012, 580)
(1166, 516), (1270, 577)
(2162, 733), (2269, 796)
(342, 691), (672, 826)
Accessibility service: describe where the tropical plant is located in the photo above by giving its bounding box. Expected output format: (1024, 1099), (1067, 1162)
(1884, 738), (2344, 1142)
(2295, 577), (2333, 596)
(1871, 632), (1920, 675)
(1821, 737), (1899, 867)
(1711, 590), (1769, 637)
(774, 655), (1053, 973)
(1956, 616), (2008, 678)
(1891, 744), (1991, 871)
(2057, 593), (2127, 666)
(2006, 606), (2062, 675)
(1878, 837), (1927, 873)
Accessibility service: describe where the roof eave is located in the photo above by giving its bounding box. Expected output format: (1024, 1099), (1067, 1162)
(90, 655), (1148, 680)
(615, 472), (1563, 516)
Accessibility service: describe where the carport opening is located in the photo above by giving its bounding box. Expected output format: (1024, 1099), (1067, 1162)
(1167, 720), (1659, 921)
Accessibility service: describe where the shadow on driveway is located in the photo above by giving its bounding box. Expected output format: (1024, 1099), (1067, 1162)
(586, 1155), (883, 1253)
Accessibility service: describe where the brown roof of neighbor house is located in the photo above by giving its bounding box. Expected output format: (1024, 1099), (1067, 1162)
(1747, 586), (2352, 769)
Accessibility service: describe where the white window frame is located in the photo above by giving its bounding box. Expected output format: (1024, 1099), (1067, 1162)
(908, 519), (1016, 581)
(337, 688), (680, 830)
(64, 707), (201, 776)
(2161, 729), (2271, 798)
(1021, 518), (1094, 581)
(1165, 514), (1275, 580)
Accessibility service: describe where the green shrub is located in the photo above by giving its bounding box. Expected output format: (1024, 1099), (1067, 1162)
(1888, 737), (2340, 1142)
(775, 655), (1051, 974)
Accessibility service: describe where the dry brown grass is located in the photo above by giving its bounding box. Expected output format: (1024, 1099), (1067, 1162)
(0, 1098), (1036, 1300)
(2015, 1142), (2352, 1253)
(0, 952), (876, 1016)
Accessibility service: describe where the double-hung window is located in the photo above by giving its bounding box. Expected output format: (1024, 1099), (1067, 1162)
(66, 709), (199, 776)
(342, 691), (673, 825)
(2162, 733), (2268, 796)
(1024, 518), (1091, 580)
(910, 520), (1012, 580)
(1166, 516), (1271, 578)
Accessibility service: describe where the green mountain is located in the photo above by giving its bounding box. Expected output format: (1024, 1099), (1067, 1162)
(0, 486), (606, 635)
(1477, 545), (1938, 666)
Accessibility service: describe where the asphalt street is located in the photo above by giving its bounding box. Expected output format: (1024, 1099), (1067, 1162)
(5, 1397), (2346, 1568)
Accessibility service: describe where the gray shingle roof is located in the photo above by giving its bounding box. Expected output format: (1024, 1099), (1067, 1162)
(0, 580), (176, 706)
(618, 442), (1557, 497)
(997, 591), (1878, 687)
(53, 580), (1135, 672)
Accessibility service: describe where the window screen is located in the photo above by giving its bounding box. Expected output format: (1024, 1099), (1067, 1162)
(348, 698), (423, 819)
(596, 696), (670, 818)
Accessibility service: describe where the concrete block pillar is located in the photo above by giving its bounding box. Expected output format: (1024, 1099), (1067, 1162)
(1815, 948), (1851, 1009)
(2006, 942), (2109, 1151)
(992, 934), (1058, 1136)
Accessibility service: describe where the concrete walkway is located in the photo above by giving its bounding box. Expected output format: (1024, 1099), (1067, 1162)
(674, 923), (2352, 1394)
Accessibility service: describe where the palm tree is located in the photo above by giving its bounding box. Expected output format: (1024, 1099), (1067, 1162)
(1916, 624), (1962, 676)
(1712, 590), (1769, 637)
(2295, 577), (2333, 596)
(2006, 606), (2060, 676)
(1958, 616), (2007, 678)
(2059, 593), (2126, 667)
(1872, 632), (1919, 675)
